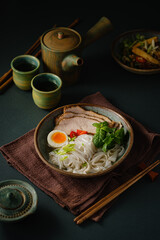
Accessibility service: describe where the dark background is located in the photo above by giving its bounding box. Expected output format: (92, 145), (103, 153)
(0, 1), (160, 240)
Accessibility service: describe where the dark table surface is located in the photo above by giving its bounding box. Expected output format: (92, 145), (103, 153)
(0, 2), (160, 240)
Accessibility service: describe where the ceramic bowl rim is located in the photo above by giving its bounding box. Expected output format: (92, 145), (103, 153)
(34, 103), (134, 178)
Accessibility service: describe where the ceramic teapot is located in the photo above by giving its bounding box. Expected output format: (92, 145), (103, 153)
(41, 16), (113, 85)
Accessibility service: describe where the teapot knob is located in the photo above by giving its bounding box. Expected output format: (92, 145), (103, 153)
(0, 188), (23, 210)
(57, 32), (64, 40)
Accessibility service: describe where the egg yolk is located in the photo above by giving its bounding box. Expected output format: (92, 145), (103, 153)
(51, 132), (67, 144)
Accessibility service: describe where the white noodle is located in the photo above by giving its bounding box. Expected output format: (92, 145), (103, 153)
(49, 134), (125, 174)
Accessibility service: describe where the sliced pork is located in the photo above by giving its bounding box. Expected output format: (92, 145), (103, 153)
(54, 105), (120, 135)
(54, 116), (98, 134)
(55, 112), (103, 125)
(64, 106), (113, 123)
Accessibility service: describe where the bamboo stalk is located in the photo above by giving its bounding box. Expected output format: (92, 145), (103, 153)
(74, 159), (160, 225)
(0, 18), (80, 92)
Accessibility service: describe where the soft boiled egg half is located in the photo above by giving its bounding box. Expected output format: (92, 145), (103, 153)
(47, 130), (68, 148)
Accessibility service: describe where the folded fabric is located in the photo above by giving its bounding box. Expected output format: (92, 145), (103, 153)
(0, 92), (160, 222)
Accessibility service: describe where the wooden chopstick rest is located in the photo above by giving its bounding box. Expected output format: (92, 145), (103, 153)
(138, 161), (159, 181)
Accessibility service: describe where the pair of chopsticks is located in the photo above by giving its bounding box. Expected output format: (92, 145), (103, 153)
(74, 159), (160, 225)
(0, 18), (80, 93)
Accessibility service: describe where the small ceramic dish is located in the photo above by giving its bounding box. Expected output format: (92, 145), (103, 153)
(34, 103), (134, 178)
(0, 179), (38, 222)
(112, 29), (160, 74)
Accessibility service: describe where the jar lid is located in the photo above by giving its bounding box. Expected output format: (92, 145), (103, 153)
(41, 27), (81, 52)
(0, 179), (37, 222)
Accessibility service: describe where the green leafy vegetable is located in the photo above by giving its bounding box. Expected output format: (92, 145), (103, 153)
(93, 122), (108, 129)
(114, 128), (125, 145)
(92, 128), (106, 148)
(92, 121), (125, 152)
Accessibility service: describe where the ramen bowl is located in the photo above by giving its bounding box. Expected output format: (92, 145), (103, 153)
(34, 103), (134, 178)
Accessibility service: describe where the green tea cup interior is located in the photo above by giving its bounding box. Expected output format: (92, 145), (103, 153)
(11, 55), (40, 90)
(31, 73), (62, 109)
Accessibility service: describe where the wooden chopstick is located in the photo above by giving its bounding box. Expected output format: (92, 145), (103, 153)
(0, 76), (13, 92)
(0, 69), (12, 86)
(0, 18), (80, 93)
(74, 159), (160, 225)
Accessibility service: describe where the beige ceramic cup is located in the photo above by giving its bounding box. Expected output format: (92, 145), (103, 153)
(31, 73), (62, 109)
(11, 55), (40, 90)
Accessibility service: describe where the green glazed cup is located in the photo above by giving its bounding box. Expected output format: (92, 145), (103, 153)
(11, 55), (40, 90)
(31, 73), (62, 109)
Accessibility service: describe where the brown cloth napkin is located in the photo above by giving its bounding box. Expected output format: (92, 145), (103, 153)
(1, 92), (160, 222)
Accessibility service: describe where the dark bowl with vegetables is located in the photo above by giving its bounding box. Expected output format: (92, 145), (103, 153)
(112, 29), (160, 74)
(34, 103), (134, 178)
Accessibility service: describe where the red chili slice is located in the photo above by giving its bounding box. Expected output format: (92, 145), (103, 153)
(70, 131), (77, 138)
(70, 130), (88, 138)
(77, 129), (88, 136)
(136, 56), (146, 63)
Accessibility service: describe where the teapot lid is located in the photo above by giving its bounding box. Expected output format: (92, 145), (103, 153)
(0, 179), (37, 222)
(41, 27), (82, 52)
